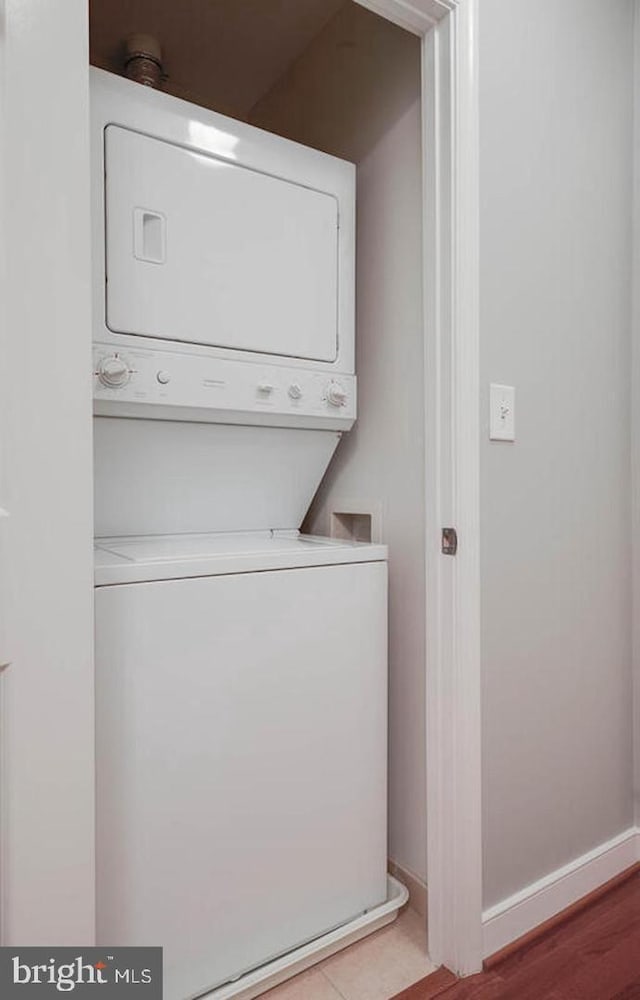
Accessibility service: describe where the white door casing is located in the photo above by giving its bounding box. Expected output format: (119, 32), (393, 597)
(0, 0), (95, 944)
(355, 0), (482, 976)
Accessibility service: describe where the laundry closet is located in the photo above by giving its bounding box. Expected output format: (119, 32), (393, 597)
(89, 3), (425, 998)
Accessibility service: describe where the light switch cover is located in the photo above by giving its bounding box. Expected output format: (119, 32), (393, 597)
(490, 384), (515, 441)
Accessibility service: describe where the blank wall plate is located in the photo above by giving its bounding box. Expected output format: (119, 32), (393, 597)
(489, 384), (515, 441)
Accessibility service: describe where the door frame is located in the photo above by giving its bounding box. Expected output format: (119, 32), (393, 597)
(0, 0), (482, 973)
(355, 0), (482, 975)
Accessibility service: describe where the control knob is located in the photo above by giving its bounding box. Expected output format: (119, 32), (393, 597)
(96, 354), (131, 389)
(326, 381), (347, 407)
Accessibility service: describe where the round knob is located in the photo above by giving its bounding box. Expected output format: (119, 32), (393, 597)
(288, 383), (303, 400)
(326, 381), (347, 407)
(97, 355), (130, 389)
(156, 370), (171, 385)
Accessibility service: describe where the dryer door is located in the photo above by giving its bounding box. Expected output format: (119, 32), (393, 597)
(104, 126), (339, 362)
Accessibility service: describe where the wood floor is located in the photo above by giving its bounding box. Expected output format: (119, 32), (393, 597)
(392, 868), (640, 1000)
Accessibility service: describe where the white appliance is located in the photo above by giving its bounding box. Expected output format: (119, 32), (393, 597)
(91, 67), (356, 424)
(95, 533), (389, 1000)
(91, 69), (404, 1000)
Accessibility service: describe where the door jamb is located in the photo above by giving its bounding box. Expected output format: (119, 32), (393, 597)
(354, 0), (482, 976)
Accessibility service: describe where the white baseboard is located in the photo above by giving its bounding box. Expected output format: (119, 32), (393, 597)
(387, 859), (428, 918)
(482, 826), (640, 958)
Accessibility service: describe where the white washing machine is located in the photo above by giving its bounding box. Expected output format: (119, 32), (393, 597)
(95, 532), (388, 1000)
(91, 69), (405, 1000)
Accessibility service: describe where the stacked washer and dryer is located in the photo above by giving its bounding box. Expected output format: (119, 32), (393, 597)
(91, 69), (406, 1000)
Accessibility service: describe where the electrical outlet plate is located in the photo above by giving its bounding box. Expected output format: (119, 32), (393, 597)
(489, 384), (515, 441)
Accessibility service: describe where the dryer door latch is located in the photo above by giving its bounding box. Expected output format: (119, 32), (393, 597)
(441, 527), (458, 556)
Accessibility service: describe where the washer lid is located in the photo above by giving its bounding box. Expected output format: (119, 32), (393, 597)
(93, 419), (345, 539)
(94, 531), (387, 586)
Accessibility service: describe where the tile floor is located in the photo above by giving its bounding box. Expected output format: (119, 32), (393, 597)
(262, 906), (437, 1000)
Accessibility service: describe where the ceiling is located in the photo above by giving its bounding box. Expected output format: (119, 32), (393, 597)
(89, 0), (350, 120)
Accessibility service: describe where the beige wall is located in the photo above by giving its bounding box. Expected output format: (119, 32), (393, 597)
(89, 0), (345, 120)
(480, 0), (635, 908)
(252, 5), (426, 882)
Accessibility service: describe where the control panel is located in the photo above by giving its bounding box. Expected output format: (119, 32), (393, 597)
(93, 345), (357, 428)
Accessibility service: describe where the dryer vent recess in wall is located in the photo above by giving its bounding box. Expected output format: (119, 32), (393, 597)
(123, 34), (165, 89)
(331, 502), (383, 544)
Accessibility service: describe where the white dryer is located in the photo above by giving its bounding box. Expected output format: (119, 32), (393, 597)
(95, 532), (388, 1000)
(90, 67), (356, 415)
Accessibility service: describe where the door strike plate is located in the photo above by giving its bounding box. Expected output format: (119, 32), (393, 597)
(442, 528), (458, 556)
